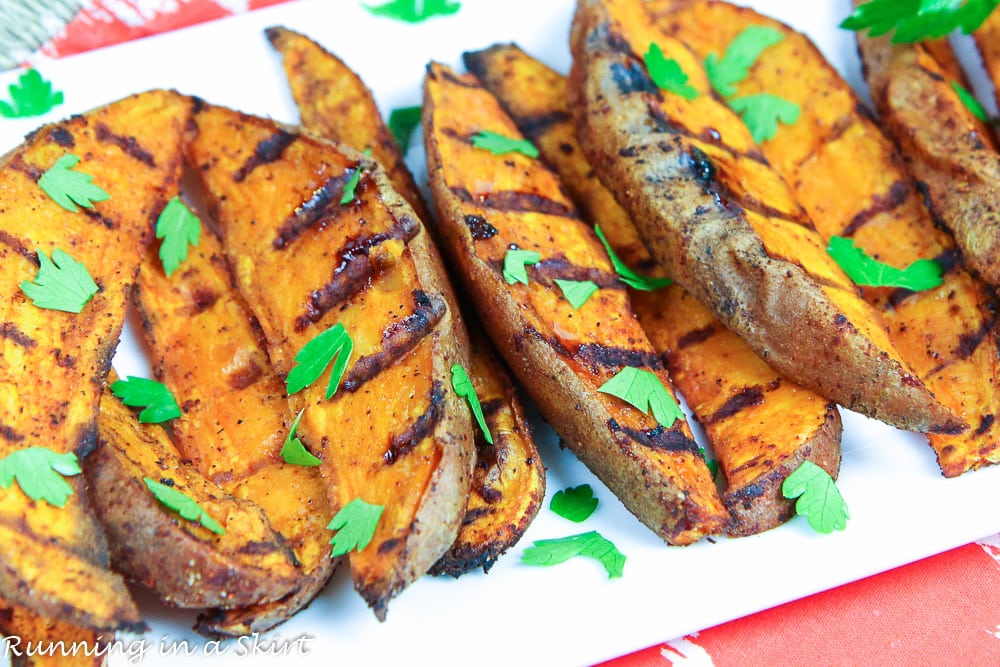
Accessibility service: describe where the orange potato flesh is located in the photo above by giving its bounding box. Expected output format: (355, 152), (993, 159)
(0, 603), (109, 667)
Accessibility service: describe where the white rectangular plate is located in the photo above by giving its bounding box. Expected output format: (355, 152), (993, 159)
(2, 1), (999, 665)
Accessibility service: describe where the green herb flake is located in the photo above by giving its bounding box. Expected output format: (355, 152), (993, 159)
(38, 154), (110, 212)
(110, 376), (182, 424)
(0, 448), (81, 508)
(598, 367), (683, 428)
(827, 236), (943, 291)
(729, 93), (801, 143)
(280, 409), (322, 467)
(554, 278), (599, 309)
(594, 225), (672, 291)
(471, 130), (539, 158)
(644, 43), (698, 100)
(550, 484), (599, 523)
(144, 477), (225, 535)
(328, 497), (384, 556)
(0, 69), (63, 118)
(951, 80), (990, 123)
(699, 447), (720, 479)
(841, 0), (998, 43)
(340, 148), (372, 204)
(451, 363), (493, 444)
(388, 105), (422, 154)
(502, 248), (542, 285)
(781, 460), (849, 534)
(705, 26), (785, 98)
(364, 0), (460, 23)
(521, 530), (625, 578)
(155, 197), (202, 278)
(20, 247), (99, 313)
(286, 322), (354, 399)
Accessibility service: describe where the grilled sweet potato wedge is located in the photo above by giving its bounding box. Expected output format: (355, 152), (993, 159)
(975, 9), (1000, 130)
(86, 384), (301, 609)
(647, 0), (1000, 475)
(0, 603), (109, 667)
(267, 26), (544, 574)
(185, 103), (474, 619)
(569, 0), (960, 434)
(465, 42), (843, 535)
(854, 9), (1000, 289)
(424, 61), (729, 545)
(0, 89), (192, 631)
(133, 228), (336, 635)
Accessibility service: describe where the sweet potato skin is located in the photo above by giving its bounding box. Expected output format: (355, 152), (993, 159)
(569, 0), (959, 435)
(0, 604), (109, 667)
(975, 10), (1000, 137)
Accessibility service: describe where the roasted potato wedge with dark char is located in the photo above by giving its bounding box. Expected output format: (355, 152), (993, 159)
(424, 61), (729, 545)
(974, 10), (1000, 141)
(0, 603), (109, 667)
(185, 103), (475, 619)
(569, 0), (961, 435)
(0, 89), (191, 631)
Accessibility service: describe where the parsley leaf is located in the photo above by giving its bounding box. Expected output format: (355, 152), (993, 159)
(0, 69), (63, 118)
(281, 409), (322, 467)
(699, 447), (720, 479)
(364, 0), (460, 23)
(550, 484), (599, 523)
(841, 0), (998, 43)
(594, 225), (672, 291)
(144, 478), (225, 535)
(503, 248), (542, 285)
(554, 279), (599, 309)
(111, 376), (182, 423)
(951, 80), (990, 122)
(729, 93), (801, 143)
(38, 154), (110, 212)
(705, 26), (784, 98)
(388, 105), (422, 154)
(0, 448), (81, 508)
(20, 247), (99, 313)
(781, 460), (849, 534)
(827, 236), (943, 291)
(155, 197), (201, 278)
(286, 322), (354, 399)
(598, 367), (683, 427)
(328, 497), (384, 556)
(341, 148), (372, 205)
(451, 363), (493, 444)
(471, 130), (539, 158)
(521, 530), (625, 578)
(644, 43), (698, 100)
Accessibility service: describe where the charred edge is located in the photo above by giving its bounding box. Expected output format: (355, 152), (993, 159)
(95, 123), (155, 167)
(676, 323), (717, 349)
(648, 107), (768, 165)
(81, 208), (117, 229)
(343, 291), (447, 393)
(975, 413), (996, 437)
(449, 186), (580, 219)
(273, 171), (354, 249)
(439, 68), (480, 88)
(227, 360), (264, 390)
(6, 153), (43, 182)
(842, 179), (911, 236)
(574, 343), (661, 371)
(295, 217), (420, 331)
(383, 382), (446, 464)
(530, 255), (620, 288)
(607, 418), (700, 453)
(0, 322), (36, 349)
(956, 318), (994, 361)
(50, 127), (74, 148)
(464, 214), (498, 240)
(611, 60), (659, 96)
(0, 230), (36, 263)
(233, 129), (297, 183)
(684, 146), (717, 187)
(506, 110), (573, 141)
(0, 423), (24, 443)
(705, 386), (765, 425)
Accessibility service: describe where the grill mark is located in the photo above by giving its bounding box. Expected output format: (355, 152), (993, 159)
(706, 386), (765, 424)
(50, 127), (74, 148)
(0, 322), (36, 349)
(7, 154), (43, 182)
(95, 123), (155, 167)
(507, 110), (573, 140)
(0, 423), (24, 442)
(449, 186), (580, 218)
(607, 419), (700, 453)
(188, 287), (219, 315)
(574, 343), (661, 370)
(81, 208), (117, 229)
(648, 107), (769, 165)
(383, 382), (446, 464)
(342, 291), (447, 393)
(529, 256), (621, 289)
(295, 216), (420, 331)
(273, 171), (354, 249)
(676, 324), (717, 349)
(974, 413), (996, 437)
(611, 60), (660, 96)
(842, 180), (912, 236)
(378, 537), (401, 555)
(233, 129), (297, 183)
(227, 360), (263, 390)
(439, 68), (480, 88)
(885, 248), (960, 309)
(480, 398), (505, 424)
(0, 231), (35, 262)
(955, 319), (993, 360)
(464, 214), (498, 240)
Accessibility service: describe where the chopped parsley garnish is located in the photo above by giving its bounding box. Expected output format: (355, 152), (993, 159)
(0, 448), (81, 508)
(364, 0), (460, 23)
(340, 148), (372, 204)
(281, 409), (322, 467)
(951, 81), (990, 123)
(471, 130), (539, 158)
(328, 497), (384, 557)
(593, 225), (672, 291)
(699, 447), (720, 479)
(285, 323), (354, 399)
(781, 460), (849, 534)
(155, 197), (201, 278)
(20, 248), (99, 313)
(827, 236), (943, 291)
(451, 363), (493, 444)
(521, 530), (625, 578)
(144, 478), (225, 535)
(110, 376), (182, 423)
(554, 278), (599, 309)
(705, 26), (784, 98)
(644, 43), (698, 100)
(550, 484), (599, 523)
(388, 105), (422, 154)
(38, 154), (110, 212)
(502, 248), (542, 285)
(729, 93), (801, 143)
(598, 367), (683, 427)
(841, 0), (998, 43)
(0, 69), (63, 118)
